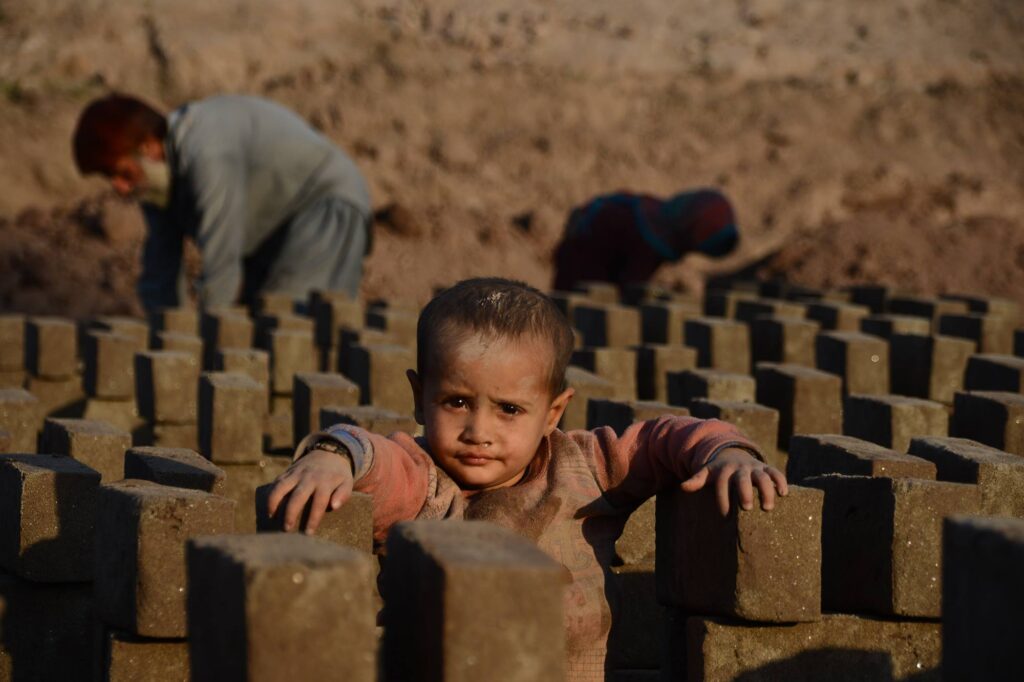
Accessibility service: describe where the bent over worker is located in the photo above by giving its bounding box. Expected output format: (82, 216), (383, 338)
(552, 188), (739, 292)
(73, 93), (371, 312)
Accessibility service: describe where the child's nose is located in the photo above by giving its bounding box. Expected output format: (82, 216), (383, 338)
(459, 411), (494, 446)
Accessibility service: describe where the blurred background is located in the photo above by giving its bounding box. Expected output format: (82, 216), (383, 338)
(0, 0), (1022, 316)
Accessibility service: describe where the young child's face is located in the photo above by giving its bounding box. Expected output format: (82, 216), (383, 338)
(408, 331), (573, 491)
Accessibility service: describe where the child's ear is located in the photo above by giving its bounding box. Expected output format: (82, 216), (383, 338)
(544, 388), (575, 435)
(406, 369), (425, 425)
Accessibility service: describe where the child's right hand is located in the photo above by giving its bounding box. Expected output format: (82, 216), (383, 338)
(265, 449), (355, 534)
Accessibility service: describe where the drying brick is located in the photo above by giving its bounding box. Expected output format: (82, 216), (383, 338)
(805, 474), (981, 617)
(787, 434), (936, 484)
(124, 446), (226, 495)
(754, 364), (842, 449)
(655, 484), (822, 622)
(382, 520), (565, 681)
(188, 533), (376, 682)
(41, 417), (131, 482)
(255, 485), (373, 553)
(815, 331), (889, 395)
(0, 454), (99, 581)
(95, 479), (235, 637)
(950, 390), (1024, 456)
(198, 372), (265, 464)
(842, 394), (947, 452)
(909, 436), (1024, 517)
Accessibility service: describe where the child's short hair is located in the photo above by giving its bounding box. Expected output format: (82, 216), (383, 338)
(417, 278), (575, 396)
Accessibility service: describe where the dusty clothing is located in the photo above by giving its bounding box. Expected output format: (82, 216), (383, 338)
(138, 95), (371, 312)
(313, 416), (759, 680)
(552, 189), (737, 292)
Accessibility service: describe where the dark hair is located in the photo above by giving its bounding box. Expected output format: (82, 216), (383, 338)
(72, 94), (167, 175)
(417, 278), (574, 396)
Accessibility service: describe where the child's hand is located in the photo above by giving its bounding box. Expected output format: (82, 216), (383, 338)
(265, 449), (355, 534)
(680, 447), (788, 516)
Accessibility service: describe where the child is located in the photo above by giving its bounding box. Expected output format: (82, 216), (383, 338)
(266, 277), (787, 680)
(552, 188), (739, 293)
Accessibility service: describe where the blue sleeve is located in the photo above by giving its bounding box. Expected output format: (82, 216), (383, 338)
(137, 205), (186, 313)
(188, 153), (248, 307)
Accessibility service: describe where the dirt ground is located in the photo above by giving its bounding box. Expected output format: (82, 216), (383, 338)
(1, 0), (1022, 317)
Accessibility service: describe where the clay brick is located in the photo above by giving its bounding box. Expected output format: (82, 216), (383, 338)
(639, 301), (700, 345)
(26, 374), (85, 416)
(842, 394), (947, 452)
(703, 289), (756, 318)
(909, 436), (1024, 517)
(804, 301), (869, 332)
(1016, 329), (1024, 358)
(574, 280), (619, 304)
(366, 306), (418, 348)
(148, 307), (198, 337)
(41, 417), (131, 483)
(312, 293), (363, 353)
(615, 497), (656, 565)
(684, 318), (750, 373)
(90, 316), (150, 351)
(805, 474), (981, 617)
(153, 331), (203, 363)
(755, 364), (843, 449)
(382, 520), (565, 681)
(606, 563), (661, 671)
(138, 422), (199, 450)
(198, 372), (265, 464)
(254, 291), (296, 317)
(689, 398), (781, 470)
(0, 314), (25, 371)
(942, 293), (1020, 323)
(950, 390), (1024, 455)
(888, 294), (968, 323)
(0, 389), (40, 452)
(943, 516), (1024, 681)
(682, 614), (940, 681)
(0, 574), (99, 680)
(267, 329), (317, 395)
(292, 372), (360, 445)
(104, 628), (189, 682)
(343, 343), (415, 414)
(254, 313), (314, 351)
(255, 486), (373, 553)
(135, 351), (200, 424)
(889, 333), (973, 403)
(586, 399), (689, 433)
(572, 347), (636, 399)
(83, 331), (137, 399)
(622, 282), (676, 306)
(815, 331), (889, 395)
(939, 312), (1014, 354)
(263, 412), (294, 454)
(0, 454), (100, 581)
(200, 309), (253, 367)
(859, 313), (931, 339)
(574, 303), (641, 347)
(787, 434), (936, 484)
(750, 316), (818, 367)
(655, 485), (822, 622)
(734, 298), (806, 325)
(319, 405), (419, 436)
(187, 533), (376, 682)
(847, 283), (888, 313)
(633, 344), (697, 402)
(550, 291), (594, 321)
(213, 348), (271, 390)
(95, 480), (234, 637)
(0, 369), (24, 389)
(219, 456), (292, 532)
(667, 368), (755, 408)
(124, 446), (226, 495)
(25, 317), (78, 379)
(561, 366), (618, 431)
(964, 352), (1024, 392)
(336, 325), (400, 372)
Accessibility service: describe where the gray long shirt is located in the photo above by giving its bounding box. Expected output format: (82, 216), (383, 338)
(138, 95), (371, 311)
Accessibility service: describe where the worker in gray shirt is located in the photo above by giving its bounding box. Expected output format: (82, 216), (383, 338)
(73, 93), (371, 312)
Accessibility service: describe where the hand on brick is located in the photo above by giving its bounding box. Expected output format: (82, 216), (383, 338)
(265, 450), (355, 534)
(679, 447), (788, 516)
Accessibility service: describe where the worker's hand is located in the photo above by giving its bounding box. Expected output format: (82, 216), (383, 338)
(680, 447), (788, 516)
(265, 449), (355, 534)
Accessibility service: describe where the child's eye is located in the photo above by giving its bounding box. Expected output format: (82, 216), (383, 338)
(445, 397), (468, 409)
(499, 403), (521, 416)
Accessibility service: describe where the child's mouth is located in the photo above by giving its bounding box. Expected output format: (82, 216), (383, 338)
(457, 453), (494, 466)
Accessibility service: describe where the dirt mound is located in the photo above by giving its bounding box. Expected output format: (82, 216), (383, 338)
(1, 0), (1022, 315)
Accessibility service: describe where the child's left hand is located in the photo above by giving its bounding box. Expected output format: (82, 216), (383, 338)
(680, 447), (788, 516)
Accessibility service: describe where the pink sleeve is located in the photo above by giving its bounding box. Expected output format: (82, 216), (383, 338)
(576, 416), (762, 508)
